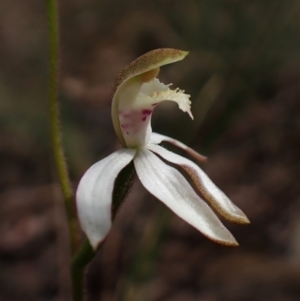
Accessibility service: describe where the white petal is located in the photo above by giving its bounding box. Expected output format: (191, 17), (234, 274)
(148, 144), (249, 224)
(76, 149), (136, 249)
(150, 132), (207, 163)
(134, 148), (238, 246)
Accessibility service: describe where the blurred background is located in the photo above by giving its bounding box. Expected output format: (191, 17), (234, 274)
(1, 0), (300, 300)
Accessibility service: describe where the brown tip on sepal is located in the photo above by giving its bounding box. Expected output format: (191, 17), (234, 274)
(186, 147), (208, 163)
(218, 239), (239, 247)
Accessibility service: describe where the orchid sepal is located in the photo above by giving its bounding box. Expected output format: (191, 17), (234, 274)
(76, 149), (135, 250)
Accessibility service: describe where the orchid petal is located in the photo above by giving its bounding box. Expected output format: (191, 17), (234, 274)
(148, 144), (249, 224)
(150, 132), (207, 163)
(76, 149), (136, 249)
(134, 148), (238, 246)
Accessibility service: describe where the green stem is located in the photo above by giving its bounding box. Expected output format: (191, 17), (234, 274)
(45, 2), (86, 300)
(72, 240), (95, 301)
(45, 0), (79, 254)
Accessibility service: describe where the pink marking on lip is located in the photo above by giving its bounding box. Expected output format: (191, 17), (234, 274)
(121, 124), (129, 129)
(142, 117), (147, 121)
(142, 109), (152, 116)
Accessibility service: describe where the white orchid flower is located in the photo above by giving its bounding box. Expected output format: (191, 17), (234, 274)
(76, 48), (249, 250)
